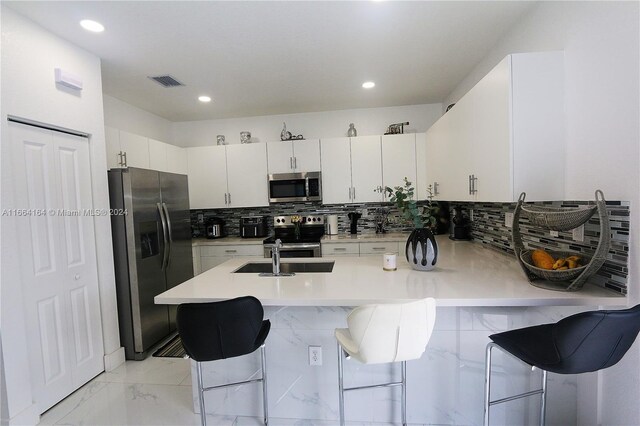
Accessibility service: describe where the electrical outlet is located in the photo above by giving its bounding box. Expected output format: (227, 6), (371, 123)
(572, 225), (585, 242)
(550, 230), (559, 237)
(505, 212), (514, 228)
(309, 346), (322, 366)
(469, 209), (474, 221)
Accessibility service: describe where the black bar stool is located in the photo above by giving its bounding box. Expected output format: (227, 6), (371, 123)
(483, 304), (640, 425)
(176, 296), (271, 426)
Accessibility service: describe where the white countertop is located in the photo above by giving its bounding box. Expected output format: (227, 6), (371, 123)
(159, 237), (623, 307)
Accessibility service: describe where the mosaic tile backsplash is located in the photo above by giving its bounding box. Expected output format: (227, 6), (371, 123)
(191, 199), (629, 294)
(454, 200), (629, 294)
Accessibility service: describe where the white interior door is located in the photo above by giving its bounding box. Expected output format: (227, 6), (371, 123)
(9, 122), (104, 413)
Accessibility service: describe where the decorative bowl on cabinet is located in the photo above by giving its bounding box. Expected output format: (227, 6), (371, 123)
(406, 228), (438, 271)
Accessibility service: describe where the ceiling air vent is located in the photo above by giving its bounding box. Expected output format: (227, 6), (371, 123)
(148, 75), (185, 88)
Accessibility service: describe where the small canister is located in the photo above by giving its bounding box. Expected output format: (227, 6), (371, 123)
(327, 215), (339, 235)
(383, 253), (397, 271)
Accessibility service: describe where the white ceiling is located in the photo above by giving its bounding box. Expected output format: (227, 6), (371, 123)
(4, 1), (535, 122)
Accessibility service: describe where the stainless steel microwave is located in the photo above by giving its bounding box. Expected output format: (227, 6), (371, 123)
(268, 172), (322, 203)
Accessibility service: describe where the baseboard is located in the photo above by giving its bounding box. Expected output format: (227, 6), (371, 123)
(9, 403), (39, 426)
(103, 347), (125, 371)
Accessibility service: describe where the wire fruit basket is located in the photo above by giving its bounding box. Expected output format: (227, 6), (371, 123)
(511, 190), (610, 292)
(519, 250), (590, 282)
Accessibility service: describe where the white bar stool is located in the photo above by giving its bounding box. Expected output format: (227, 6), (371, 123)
(335, 298), (437, 426)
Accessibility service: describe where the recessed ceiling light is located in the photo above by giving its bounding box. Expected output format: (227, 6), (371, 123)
(362, 81), (376, 89)
(80, 19), (104, 33)
(198, 96), (212, 103)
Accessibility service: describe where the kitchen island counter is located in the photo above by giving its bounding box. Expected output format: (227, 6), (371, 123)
(157, 236), (622, 307)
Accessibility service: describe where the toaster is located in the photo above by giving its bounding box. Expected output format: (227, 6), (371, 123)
(240, 216), (269, 238)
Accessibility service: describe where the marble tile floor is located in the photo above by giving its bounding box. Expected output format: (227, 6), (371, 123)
(37, 356), (429, 426)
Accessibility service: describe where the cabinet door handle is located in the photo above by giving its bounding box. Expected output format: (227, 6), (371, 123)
(122, 151), (127, 167)
(294, 157), (297, 169)
(117, 151), (123, 166)
(372, 247), (386, 250)
(471, 175), (478, 194)
(228, 192), (231, 205)
(348, 187), (352, 200)
(224, 249), (237, 253)
(333, 247), (346, 251)
(469, 175), (472, 195)
(433, 182), (439, 196)
(290, 157), (293, 169)
(224, 193), (228, 205)
(352, 187), (356, 200)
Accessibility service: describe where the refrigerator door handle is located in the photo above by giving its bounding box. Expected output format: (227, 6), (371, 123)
(157, 202), (169, 270)
(162, 202), (173, 268)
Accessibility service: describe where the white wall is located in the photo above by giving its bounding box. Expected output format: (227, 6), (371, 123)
(0, 7), (123, 424)
(444, 2), (640, 425)
(171, 103), (442, 147)
(103, 94), (172, 142)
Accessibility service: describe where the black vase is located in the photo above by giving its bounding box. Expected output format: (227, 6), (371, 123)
(405, 228), (438, 271)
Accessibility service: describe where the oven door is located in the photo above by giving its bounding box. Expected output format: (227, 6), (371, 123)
(263, 243), (321, 258)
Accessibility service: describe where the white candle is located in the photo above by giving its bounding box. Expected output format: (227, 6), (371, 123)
(383, 253), (397, 271)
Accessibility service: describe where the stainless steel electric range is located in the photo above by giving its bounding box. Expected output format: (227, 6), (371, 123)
(263, 215), (325, 258)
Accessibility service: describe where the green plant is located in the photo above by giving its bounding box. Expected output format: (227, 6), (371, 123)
(383, 178), (439, 229)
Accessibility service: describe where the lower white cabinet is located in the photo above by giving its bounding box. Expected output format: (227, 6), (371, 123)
(359, 241), (399, 256)
(321, 243), (359, 257)
(199, 243), (264, 273)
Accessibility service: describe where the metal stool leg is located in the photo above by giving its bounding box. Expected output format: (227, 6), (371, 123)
(540, 369), (548, 426)
(401, 360), (407, 426)
(483, 342), (494, 426)
(260, 345), (269, 425)
(337, 342), (345, 426)
(196, 361), (207, 426)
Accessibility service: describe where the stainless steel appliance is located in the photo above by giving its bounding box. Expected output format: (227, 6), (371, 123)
(263, 215), (324, 258)
(206, 217), (225, 239)
(268, 172), (322, 203)
(241, 216), (269, 238)
(108, 168), (193, 360)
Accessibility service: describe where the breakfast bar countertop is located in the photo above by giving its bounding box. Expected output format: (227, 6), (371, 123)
(158, 236), (624, 307)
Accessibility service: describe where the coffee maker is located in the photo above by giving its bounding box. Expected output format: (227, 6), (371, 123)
(347, 211), (361, 234)
(449, 206), (472, 240)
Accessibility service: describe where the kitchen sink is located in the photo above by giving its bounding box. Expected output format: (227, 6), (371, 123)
(234, 261), (335, 274)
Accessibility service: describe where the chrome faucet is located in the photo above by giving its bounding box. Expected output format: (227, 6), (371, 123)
(272, 239), (282, 275)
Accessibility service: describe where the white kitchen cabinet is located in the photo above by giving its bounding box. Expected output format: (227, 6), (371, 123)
(267, 139), (321, 174)
(187, 144), (268, 209)
(381, 134), (417, 199)
(187, 146), (228, 209)
(148, 138), (168, 171)
(105, 126), (122, 169)
(320, 137), (352, 204)
(415, 133), (429, 200)
(166, 143), (188, 174)
(321, 242), (359, 257)
(359, 241), (398, 256)
(350, 136), (383, 203)
(425, 51), (564, 202)
(149, 139), (188, 174)
(119, 130), (150, 169)
(200, 243), (263, 272)
(226, 143), (269, 207)
(320, 136), (382, 204)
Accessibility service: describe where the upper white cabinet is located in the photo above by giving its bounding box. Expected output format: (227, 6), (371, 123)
(187, 143), (269, 209)
(149, 138), (188, 174)
(105, 127), (149, 169)
(118, 130), (150, 169)
(105, 127), (187, 174)
(320, 136), (383, 204)
(426, 51), (564, 202)
(267, 139), (321, 174)
(381, 134), (418, 200)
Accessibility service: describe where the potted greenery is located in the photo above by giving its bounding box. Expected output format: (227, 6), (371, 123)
(384, 178), (439, 271)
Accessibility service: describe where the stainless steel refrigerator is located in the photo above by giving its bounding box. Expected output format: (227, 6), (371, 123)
(108, 168), (193, 360)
